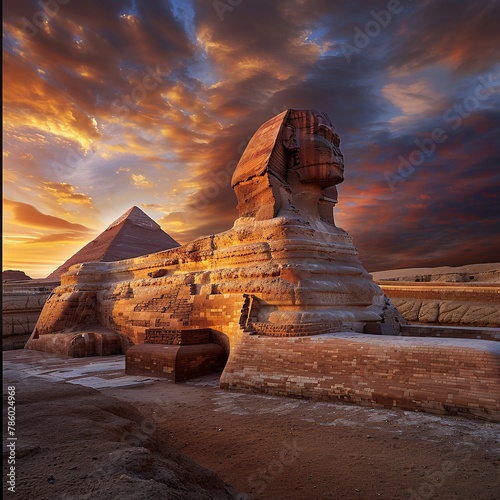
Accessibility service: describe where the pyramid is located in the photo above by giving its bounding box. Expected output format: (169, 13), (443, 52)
(47, 206), (180, 279)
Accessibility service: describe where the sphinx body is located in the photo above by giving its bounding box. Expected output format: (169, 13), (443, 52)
(29, 109), (396, 354)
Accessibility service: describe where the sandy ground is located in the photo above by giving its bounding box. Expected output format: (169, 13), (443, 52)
(3, 350), (500, 500)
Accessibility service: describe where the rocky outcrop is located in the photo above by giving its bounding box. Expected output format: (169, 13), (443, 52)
(372, 263), (500, 283)
(2, 270), (32, 281)
(380, 282), (500, 327)
(2, 279), (59, 350)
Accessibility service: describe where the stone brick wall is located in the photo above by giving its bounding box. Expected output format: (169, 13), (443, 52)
(127, 344), (179, 377)
(92, 281), (247, 353)
(252, 321), (343, 336)
(126, 343), (227, 382)
(145, 328), (212, 345)
(221, 333), (500, 421)
(96, 281), (194, 342)
(400, 324), (500, 342)
(2, 285), (54, 349)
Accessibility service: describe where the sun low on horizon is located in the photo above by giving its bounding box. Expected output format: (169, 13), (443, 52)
(3, 0), (500, 279)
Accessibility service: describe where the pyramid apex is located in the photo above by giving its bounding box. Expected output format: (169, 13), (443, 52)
(107, 206), (159, 230)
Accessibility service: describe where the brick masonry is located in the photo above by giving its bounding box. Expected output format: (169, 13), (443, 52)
(93, 283), (246, 352)
(221, 333), (500, 421)
(400, 324), (500, 342)
(252, 321), (344, 336)
(144, 328), (213, 345)
(126, 343), (227, 382)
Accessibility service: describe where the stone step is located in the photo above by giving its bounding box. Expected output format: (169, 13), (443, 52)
(125, 343), (227, 382)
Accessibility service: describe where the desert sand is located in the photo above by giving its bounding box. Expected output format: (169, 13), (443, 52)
(3, 350), (499, 500)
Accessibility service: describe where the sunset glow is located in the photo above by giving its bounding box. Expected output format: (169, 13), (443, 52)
(3, 0), (500, 278)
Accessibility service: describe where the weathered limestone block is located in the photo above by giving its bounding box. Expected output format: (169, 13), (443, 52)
(391, 297), (500, 327)
(382, 282), (500, 327)
(26, 330), (121, 357)
(391, 299), (421, 322)
(418, 301), (440, 323)
(2, 293), (49, 344)
(126, 343), (227, 382)
(2, 281), (57, 349)
(438, 301), (500, 326)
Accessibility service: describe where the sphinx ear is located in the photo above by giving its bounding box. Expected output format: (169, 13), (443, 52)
(282, 124), (298, 151)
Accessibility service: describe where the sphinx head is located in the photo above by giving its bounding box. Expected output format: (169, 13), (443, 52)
(283, 110), (344, 187)
(231, 109), (344, 223)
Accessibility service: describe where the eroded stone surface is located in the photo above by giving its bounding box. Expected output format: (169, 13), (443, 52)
(372, 262), (500, 283)
(380, 282), (500, 327)
(2, 279), (58, 350)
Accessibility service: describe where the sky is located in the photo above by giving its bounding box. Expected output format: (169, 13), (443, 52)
(3, 0), (500, 278)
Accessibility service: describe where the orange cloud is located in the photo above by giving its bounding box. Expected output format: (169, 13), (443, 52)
(3, 53), (101, 152)
(383, 79), (444, 119)
(2, 199), (96, 278)
(3, 199), (92, 232)
(42, 183), (93, 205)
(131, 173), (156, 188)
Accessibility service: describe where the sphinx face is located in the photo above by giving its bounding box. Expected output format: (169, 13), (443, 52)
(288, 111), (345, 187)
(231, 109), (345, 220)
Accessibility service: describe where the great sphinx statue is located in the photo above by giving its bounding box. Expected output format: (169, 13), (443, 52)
(226, 109), (392, 330)
(26, 110), (500, 422)
(28, 109), (400, 354)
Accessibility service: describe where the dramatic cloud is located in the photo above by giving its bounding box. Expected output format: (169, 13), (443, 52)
(3, 199), (92, 232)
(42, 182), (93, 205)
(3, 0), (499, 277)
